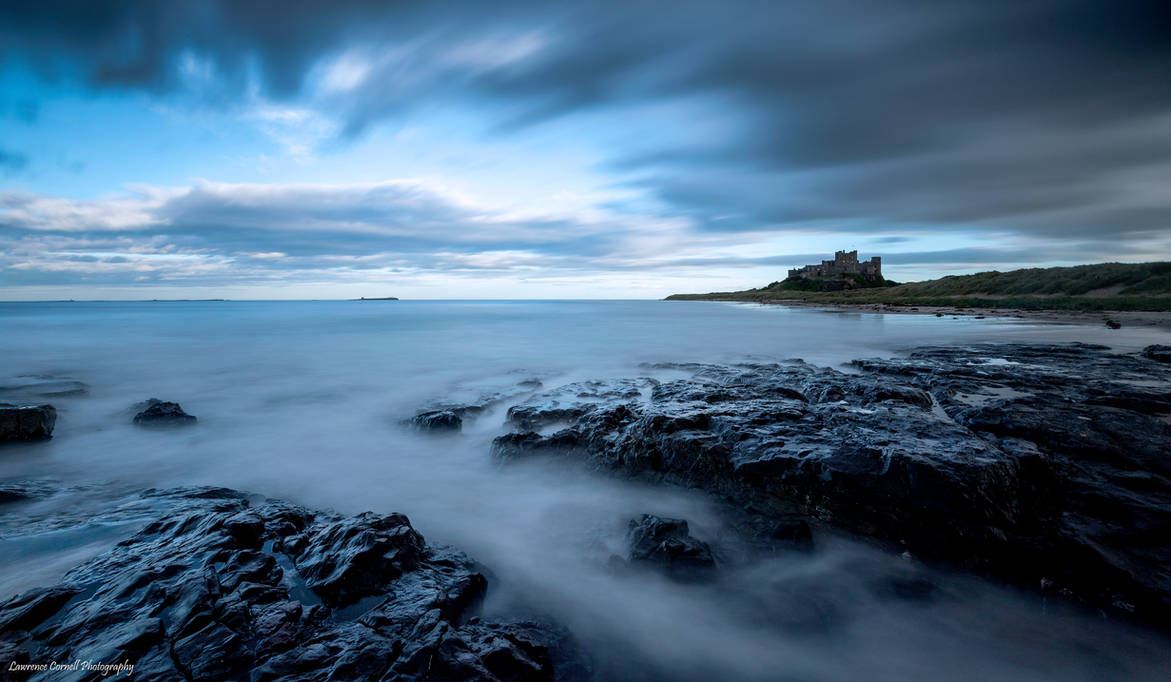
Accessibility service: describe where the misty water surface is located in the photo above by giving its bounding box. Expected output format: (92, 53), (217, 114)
(2, 300), (1170, 681)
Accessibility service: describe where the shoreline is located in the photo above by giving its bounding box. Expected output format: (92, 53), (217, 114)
(720, 298), (1171, 329)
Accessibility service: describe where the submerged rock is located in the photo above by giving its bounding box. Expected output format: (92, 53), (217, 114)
(0, 481), (54, 504)
(626, 514), (716, 580)
(0, 376), (88, 400)
(1143, 345), (1171, 363)
(492, 344), (1171, 627)
(0, 403), (56, 442)
(408, 409), (462, 431)
(0, 487), (585, 681)
(132, 399), (196, 427)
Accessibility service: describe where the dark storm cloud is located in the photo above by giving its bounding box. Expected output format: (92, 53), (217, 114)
(2, 0), (1169, 243)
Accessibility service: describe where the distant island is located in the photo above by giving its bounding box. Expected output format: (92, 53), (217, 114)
(667, 256), (1171, 312)
(354, 296), (399, 301)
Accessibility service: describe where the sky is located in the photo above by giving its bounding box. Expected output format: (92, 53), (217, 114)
(1, 1), (1169, 300)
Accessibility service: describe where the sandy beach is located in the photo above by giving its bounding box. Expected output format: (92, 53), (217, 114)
(755, 299), (1171, 329)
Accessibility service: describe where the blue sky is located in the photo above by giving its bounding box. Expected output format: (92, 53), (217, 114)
(2, 1), (1169, 299)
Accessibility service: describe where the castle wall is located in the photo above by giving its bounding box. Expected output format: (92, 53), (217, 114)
(787, 251), (882, 281)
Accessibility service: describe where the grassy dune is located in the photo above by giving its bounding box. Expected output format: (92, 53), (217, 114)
(666, 262), (1171, 311)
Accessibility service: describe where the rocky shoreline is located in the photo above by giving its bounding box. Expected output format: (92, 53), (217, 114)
(0, 487), (587, 681)
(2, 341), (1171, 679)
(486, 343), (1171, 628)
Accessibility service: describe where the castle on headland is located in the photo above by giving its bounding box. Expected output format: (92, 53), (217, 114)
(787, 250), (882, 282)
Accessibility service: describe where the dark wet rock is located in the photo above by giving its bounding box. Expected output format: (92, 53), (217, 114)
(282, 511), (425, 607)
(766, 518), (814, 549)
(132, 398), (196, 427)
(409, 409), (463, 431)
(1105, 319), (1122, 329)
(626, 515), (716, 580)
(408, 380), (550, 434)
(1143, 345), (1171, 363)
(506, 378), (654, 431)
(0, 487), (585, 682)
(0, 586), (80, 633)
(0, 481), (54, 504)
(491, 430), (585, 462)
(493, 344), (1171, 627)
(0, 403), (56, 442)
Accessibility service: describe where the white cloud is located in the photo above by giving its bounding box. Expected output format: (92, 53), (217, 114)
(0, 190), (174, 232)
(5, 176), (1160, 299)
(437, 32), (549, 71)
(241, 101), (340, 159)
(317, 52), (375, 93)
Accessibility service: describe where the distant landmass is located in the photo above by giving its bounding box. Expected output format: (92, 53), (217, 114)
(354, 296), (399, 301)
(667, 260), (1171, 311)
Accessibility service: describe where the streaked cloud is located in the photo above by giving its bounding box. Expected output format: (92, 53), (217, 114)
(0, 0), (1168, 297)
(3, 178), (1164, 298)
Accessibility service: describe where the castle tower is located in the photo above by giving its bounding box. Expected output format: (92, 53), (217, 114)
(834, 250), (858, 266)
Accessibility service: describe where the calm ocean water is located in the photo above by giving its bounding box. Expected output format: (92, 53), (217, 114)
(2, 300), (1170, 680)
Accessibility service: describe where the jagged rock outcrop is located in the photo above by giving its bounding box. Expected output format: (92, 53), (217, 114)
(0, 404), (56, 442)
(491, 344), (1171, 627)
(408, 378), (547, 433)
(505, 379), (653, 432)
(408, 409), (463, 431)
(0, 487), (585, 681)
(132, 399), (196, 427)
(624, 515), (716, 580)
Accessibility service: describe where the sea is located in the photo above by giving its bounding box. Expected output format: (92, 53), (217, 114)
(2, 300), (1170, 681)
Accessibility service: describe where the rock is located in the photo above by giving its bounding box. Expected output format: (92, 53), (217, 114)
(492, 344), (1171, 627)
(0, 376), (88, 399)
(407, 379), (550, 433)
(0, 585), (80, 632)
(491, 430), (583, 461)
(408, 409), (462, 431)
(0, 481), (54, 504)
(132, 398), (196, 427)
(0, 487), (586, 681)
(1105, 319), (1121, 329)
(1143, 345), (1171, 363)
(283, 511), (426, 607)
(0, 403), (56, 441)
(626, 515), (716, 580)
(505, 378), (654, 431)
(767, 518), (814, 549)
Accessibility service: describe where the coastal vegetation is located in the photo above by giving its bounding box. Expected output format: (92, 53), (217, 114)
(667, 261), (1171, 311)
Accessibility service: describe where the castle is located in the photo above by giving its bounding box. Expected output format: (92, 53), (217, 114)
(787, 250), (882, 281)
